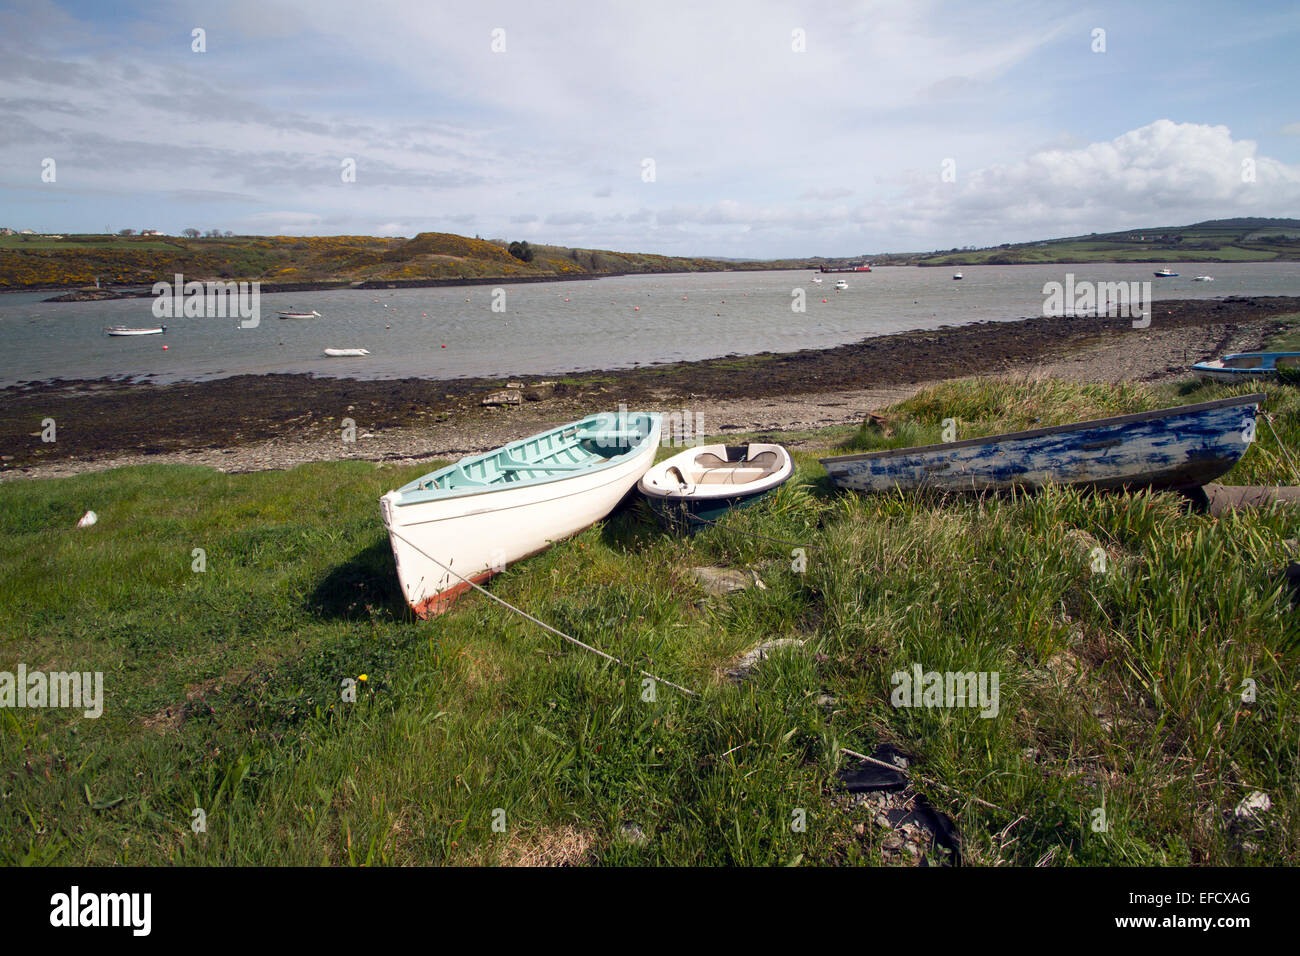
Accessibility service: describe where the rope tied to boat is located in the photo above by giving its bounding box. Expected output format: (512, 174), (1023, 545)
(389, 524), (1014, 817)
(386, 529), (697, 697)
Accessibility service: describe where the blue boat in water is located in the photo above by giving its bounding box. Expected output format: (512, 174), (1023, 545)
(819, 393), (1263, 494)
(1192, 352), (1300, 384)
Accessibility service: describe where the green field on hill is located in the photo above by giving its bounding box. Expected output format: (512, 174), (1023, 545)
(0, 231), (750, 290)
(918, 218), (1300, 266)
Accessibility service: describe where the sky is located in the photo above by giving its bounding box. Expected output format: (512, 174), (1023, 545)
(2, 0), (1299, 258)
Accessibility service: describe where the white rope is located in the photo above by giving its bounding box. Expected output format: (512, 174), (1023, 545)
(1261, 411), (1300, 484)
(387, 529), (697, 697)
(388, 533), (1008, 813)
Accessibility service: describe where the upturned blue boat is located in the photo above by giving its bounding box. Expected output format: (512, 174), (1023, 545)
(820, 393), (1263, 495)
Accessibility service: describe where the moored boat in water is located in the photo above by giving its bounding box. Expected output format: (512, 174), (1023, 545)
(638, 442), (793, 530)
(819, 394), (1263, 495)
(278, 310), (321, 319)
(323, 347), (370, 357)
(380, 410), (662, 616)
(105, 325), (165, 336)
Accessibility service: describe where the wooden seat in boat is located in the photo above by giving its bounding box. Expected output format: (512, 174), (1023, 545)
(689, 450), (783, 484)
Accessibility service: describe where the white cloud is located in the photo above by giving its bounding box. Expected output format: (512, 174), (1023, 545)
(2, 2), (1297, 255)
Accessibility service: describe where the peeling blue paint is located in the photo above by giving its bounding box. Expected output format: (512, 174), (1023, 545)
(820, 395), (1263, 494)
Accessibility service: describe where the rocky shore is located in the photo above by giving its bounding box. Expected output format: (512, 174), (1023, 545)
(3, 296), (1297, 480)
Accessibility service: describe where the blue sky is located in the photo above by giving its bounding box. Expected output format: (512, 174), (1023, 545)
(2, 0), (1299, 256)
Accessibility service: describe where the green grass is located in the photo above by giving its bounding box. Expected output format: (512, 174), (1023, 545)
(1263, 313), (1300, 352)
(3, 377), (1299, 865)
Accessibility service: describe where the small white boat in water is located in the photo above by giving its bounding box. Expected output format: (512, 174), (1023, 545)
(1153, 268), (1178, 278)
(278, 310), (321, 319)
(105, 326), (166, 336)
(835, 279), (848, 290)
(812, 276), (823, 284)
(1193, 275), (1214, 282)
(952, 272), (963, 280)
(381, 411), (662, 616)
(323, 347), (370, 357)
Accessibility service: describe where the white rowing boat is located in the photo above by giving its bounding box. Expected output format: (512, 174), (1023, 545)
(323, 347), (370, 357)
(380, 410), (662, 616)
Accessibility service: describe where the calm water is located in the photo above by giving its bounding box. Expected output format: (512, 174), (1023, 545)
(2, 263), (1298, 387)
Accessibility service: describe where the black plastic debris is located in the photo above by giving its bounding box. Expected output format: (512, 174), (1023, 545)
(1285, 562), (1300, 606)
(837, 744), (910, 792)
(836, 744), (962, 866)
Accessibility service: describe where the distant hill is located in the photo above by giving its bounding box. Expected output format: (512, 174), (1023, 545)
(904, 218), (1300, 267)
(5, 217), (1299, 290)
(0, 231), (771, 291)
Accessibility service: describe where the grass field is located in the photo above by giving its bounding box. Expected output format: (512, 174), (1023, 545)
(2, 376), (1297, 865)
(0, 232), (749, 290)
(919, 219), (1300, 266)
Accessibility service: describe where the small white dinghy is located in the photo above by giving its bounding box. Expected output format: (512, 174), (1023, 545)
(323, 347), (370, 357)
(278, 310), (321, 319)
(638, 442), (793, 530)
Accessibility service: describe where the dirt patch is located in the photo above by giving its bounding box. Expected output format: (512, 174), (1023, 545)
(139, 676), (228, 733)
(497, 825), (597, 866)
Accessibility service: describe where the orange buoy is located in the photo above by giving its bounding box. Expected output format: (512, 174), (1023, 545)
(162, 345), (168, 350)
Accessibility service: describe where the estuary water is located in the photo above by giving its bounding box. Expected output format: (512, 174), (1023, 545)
(1, 262), (1298, 387)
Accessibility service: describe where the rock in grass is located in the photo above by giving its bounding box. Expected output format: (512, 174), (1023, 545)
(616, 821), (648, 846)
(725, 637), (805, 682)
(1234, 791), (1271, 821)
(75, 510), (97, 528)
(692, 566), (752, 595)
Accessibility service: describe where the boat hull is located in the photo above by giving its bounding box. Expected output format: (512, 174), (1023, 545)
(1193, 366), (1274, 384)
(820, 394), (1262, 495)
(643, 487), (776, 531)
(1192, 352), (1300, 383)
(381, 415), (662, 616)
